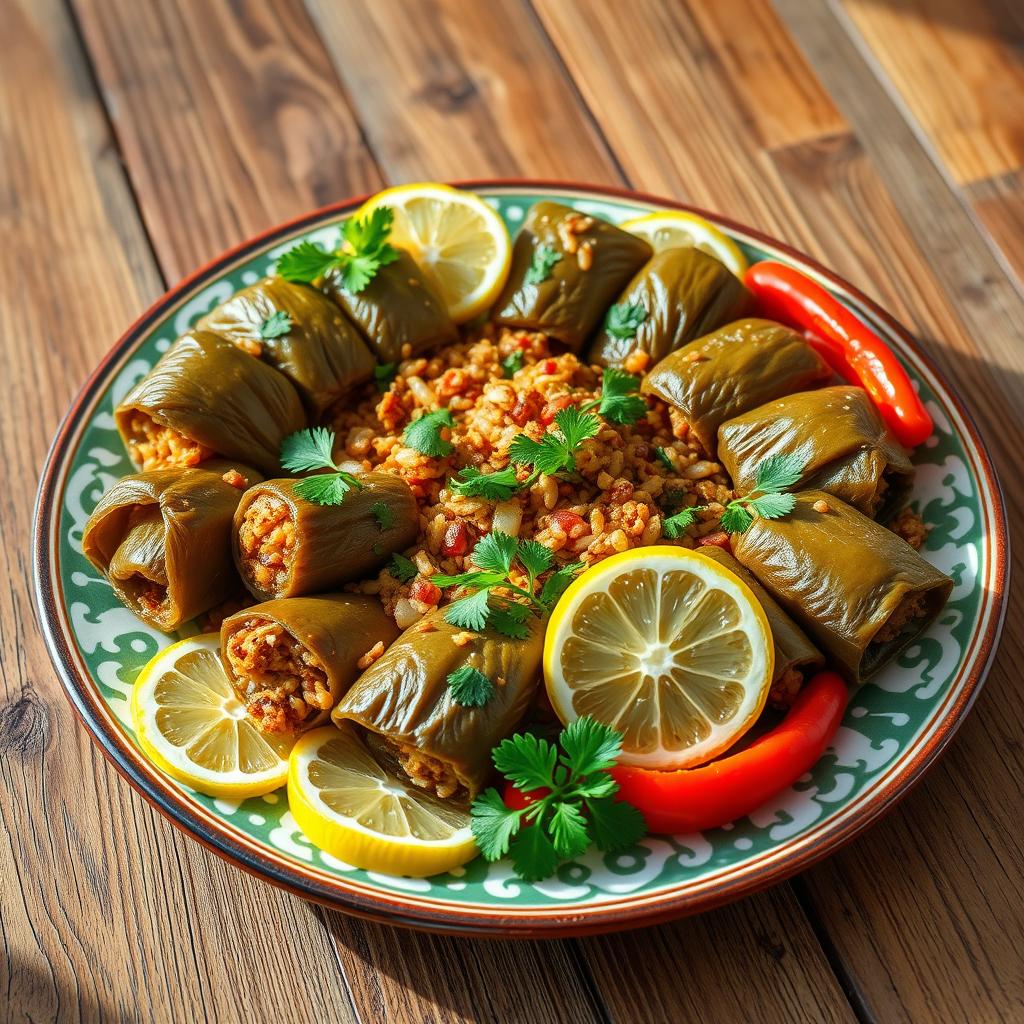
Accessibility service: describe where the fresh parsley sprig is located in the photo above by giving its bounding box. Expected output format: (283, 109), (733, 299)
(259, 310), (292, 339)
(525, 244), (561, 285)
(276, 207), (400, 293)
(389, 552), (417, 583)
(374, 362), (397, 392)
(449, 466), (522, 501)
(662, 505), (702, 539)
(432, 531), (582, 639)
(371, 501), (394, 530)
(404, 408), (455, 457)
(579, 368), (647, 426)
(471, 717), (646, 882)
(447, 666), (494, 708)
(279, 427), (363, 506)
(500, 351), (524, 378)
(509, 407), (601, 479)
(604, 302), (647, 341)
(718, 453), (804, 534)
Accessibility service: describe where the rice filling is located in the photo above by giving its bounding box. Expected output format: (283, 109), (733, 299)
(237, 493), (295, 595)
(123, 411), (213, 471)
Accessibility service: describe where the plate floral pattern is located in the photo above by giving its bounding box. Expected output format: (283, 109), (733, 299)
(34, 184), (1007, 936)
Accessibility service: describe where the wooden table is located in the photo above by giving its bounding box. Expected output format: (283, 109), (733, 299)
(4, 1), (1022, 1020)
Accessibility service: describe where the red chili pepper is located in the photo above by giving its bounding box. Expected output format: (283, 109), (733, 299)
(743, 261), (932, 447)
(611, 671), (848, 835)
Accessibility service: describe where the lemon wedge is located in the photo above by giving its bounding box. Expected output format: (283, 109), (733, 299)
(131, 633), (292, 798)
(543, 547), (773, 770)
(289, 725), (478, 877)
(357, 182), (511, 323)
(620, 211), (748, 277)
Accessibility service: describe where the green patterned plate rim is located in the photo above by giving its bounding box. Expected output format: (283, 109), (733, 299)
(33, 181), (1009, 937)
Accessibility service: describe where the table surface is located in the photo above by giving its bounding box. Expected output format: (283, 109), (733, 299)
(4, 1), (1023, 1021)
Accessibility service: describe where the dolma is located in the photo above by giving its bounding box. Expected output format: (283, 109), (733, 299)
(82, 461), (261, 632)
(699, 546), (824, 707)
(221, 594), (399, 734)
(233, 475), (418, 600)
(731, 490), (952, 683)
(197, 276), (375, 418)
(322, 249), (457, 363)
(332, 609), (544, 800)
(641, 318), (831, 456)
(718, 386), (914, 520)
(493, 201), (652, 351)
(589, 246), (751, 366)
(115, 330), (306, 475)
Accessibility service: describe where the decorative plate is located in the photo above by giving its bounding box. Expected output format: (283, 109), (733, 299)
(34, 182), (1008, 937)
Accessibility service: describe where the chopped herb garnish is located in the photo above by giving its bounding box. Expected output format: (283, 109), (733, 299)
(447, 666), (495, 707)
(404, 408), (455, 458)
(389, 552), (417, 583)
(279, 427), (363, 506)
(432, 531), (582, 639)
(662, 505), (701, 539)
(580, 368), (647, 426)
(525, 244), (562, 285)
(719, 453), (805, 534)
(374, 362), (397, 391)
(276, 207), (400, 293)
(259, 310), (292, 339)
(371, 501), (394, 531)
(501, 351), (525, 378)
(604, 302), (647, 341)
(449, 466), (522, 501)
(509, 407), (600, 479)
(471, 717), (646, 881)
(654, 446), (675, 472)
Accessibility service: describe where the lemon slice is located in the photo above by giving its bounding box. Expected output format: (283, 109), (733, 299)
(131, 634), (293, 798)
(621, 211), (748, 277)
(544, 547), (773, 770)
(289, 725), (478, 877)
(357, 182), (511, 323)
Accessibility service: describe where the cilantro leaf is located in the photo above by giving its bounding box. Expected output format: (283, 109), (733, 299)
(470, 789), (523, 860)
(443, 590), (492, 632)
(487, 605), (532, 639)
(586, 367), (647, 425)
(492, 732), (558, 793)
(525, 243), (561, 285)
(539, 561), (583, 608)
(372, 501), (394, 530)
(472, 531), (518, 574)
(280, 427), (337, 473)
(404, 408), (455, 458)
(517, 539), (553, 586)
(748, 491), (796, 520)
(449, 466), (521, 501)
(549, 802), (590, 859)
(662, 505), (702, 539)
(293, 472), (362, 506)
(654, 446), (676, 472)
(374, 362), (397, 391)
(259, 310), (292, 339)
(719, 503), (754, 534)
(447, 665), (495, 707)
(509, 825), (560, 883)
(559, 717), (622, 777)
(509, 409), (600, 478)
(343, 206), (397, 257)
(755, 452), (805, 493)
(604, 302), (647, 340)
(501, 351), (524, 378)
(276, 240), (341, 284)
(389, 552), (417, 583)
(587, 797), (647, 853)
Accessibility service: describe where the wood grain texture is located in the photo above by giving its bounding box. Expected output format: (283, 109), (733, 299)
(72, 0), (383, 282)
(305, 0), (621, 181)
(0, 1), (357, 1021)
(841, 0), (1024, 185)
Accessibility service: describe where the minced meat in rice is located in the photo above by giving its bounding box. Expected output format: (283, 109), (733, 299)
(236, 493), (296, 595)
(122, 411), (213, 471)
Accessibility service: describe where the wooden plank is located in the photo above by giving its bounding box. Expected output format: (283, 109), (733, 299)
(964, 169), (1024, 290)
(841, 0), (1024, 186)
(304, 0), (621, 181)
(538, 1), (1024, 1019)
(0, 1), (358, 1021)
(72, 0), (383, 282)
(581, 891), (858, 1024)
